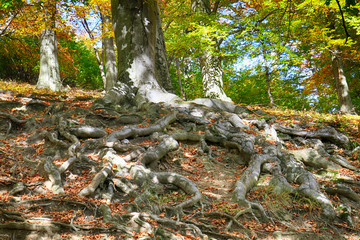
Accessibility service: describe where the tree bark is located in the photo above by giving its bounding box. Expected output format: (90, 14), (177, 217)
(199, 49), (232, 102)
(95, 47), (107, 87)
(265, 65), (274, 107)
(176, 58), (186, 99)
(331, 46), (355, 114)
(155, 9), (174, 92)
(36, 1), (63, 91)
(192, 0), (232, 102)
(36, 28), (63, 91)
(108, 0), (179, 106)
(101, 14), (117, 92)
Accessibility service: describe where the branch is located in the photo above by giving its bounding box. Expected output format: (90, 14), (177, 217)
(0, 9), (20, 36)
(335, 0), (350, 43)
(213, 0), (221, 14)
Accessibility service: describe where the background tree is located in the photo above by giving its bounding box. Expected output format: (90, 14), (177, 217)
(0, 0), (102, 89)
(71, 0), (118, 91)
(1, 0), (360, 114)
(286, 0), (359, 114)
(230, 0), (359, 113)
(191, 0), (232, 102)
(0, 1), (39, 82)
(227, 0), (309, 109)
(101, 13), (117, 91)
(36, 0), (63, 91)
(162, 0), (235, 101)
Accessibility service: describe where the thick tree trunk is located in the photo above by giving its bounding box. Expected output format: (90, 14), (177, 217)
(101, 14), (117, 92)
(108, 0), (179, 106)
(191, 0), (232, 102)
(36, 28), (63, 91)
(331, 46), (354, 114)
(155, 10), (174, 92)
(37, 2), (62, 91)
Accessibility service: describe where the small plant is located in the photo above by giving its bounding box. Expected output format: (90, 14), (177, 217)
(157, 191), (188, 206)
(210, 201), (241, 215)
(292, 192), (321, 213)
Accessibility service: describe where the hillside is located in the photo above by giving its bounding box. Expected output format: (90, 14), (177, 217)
(0, 82), (359, 240)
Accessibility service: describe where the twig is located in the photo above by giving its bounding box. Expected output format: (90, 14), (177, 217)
(70, 211), (79, 232)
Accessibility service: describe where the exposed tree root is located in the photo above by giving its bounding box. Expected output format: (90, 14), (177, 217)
(0, 222), (60, 232)
(141, 135), (179, 167)
(44, 131), (70, 149)
(328, 155), (359, 171)
(70, 126), (106, 139)
(275, 125), (349, 148)
(79, 163), (113, 197)
(151, 172), (202, 209)
(58, 156), (77, 173)
(233, 154), (273, 222)
(0, 112), (28, 124)
(106, 112), (177, 145)
(279, 152), (336, 219)
(146, 213), (205, 239)
(40, 158), (64, 195)
(324, 184), (360, 203)
(0, 93), (359, 239)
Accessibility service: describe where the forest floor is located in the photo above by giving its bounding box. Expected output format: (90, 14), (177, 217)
(0, 81), (360, 240)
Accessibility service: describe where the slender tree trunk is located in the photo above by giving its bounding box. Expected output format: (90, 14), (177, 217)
(36, 1), (63, 91)
(176, 58), (186, 99)
(81, 18), (106, 88)
(261, 42), (275, 107)
(191, 0), (232, 102)
(94, 47), (107, 87)
(101, 14), (117, 92)
(331, 46), (354, 114)
(0, 9), (20, 37)
(265, 65), (274, 107)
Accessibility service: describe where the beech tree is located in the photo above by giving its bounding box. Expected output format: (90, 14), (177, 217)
(36, 0), (63, 91)
(101, 13), (117, 92)
(72, 0), (118, 91)
(2, 1), (360, 239)
(290, 0), (357, 114)
(331, 45), (355, 114)
(191, 0), (232, 102)
(105, 0), (178, 106)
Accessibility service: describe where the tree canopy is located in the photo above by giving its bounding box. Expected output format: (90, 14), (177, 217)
(1, 0), (360, 112)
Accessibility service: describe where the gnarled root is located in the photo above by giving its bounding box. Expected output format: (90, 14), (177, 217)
(279, 153), (336, 219)
(106, 112), (177, 145)
(39, 158), (64, 194)
(141, 135), (179, 167)
(233, 154), (274, 222)
(79, 163), (113, 197)
(151, 172), (202, 210)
